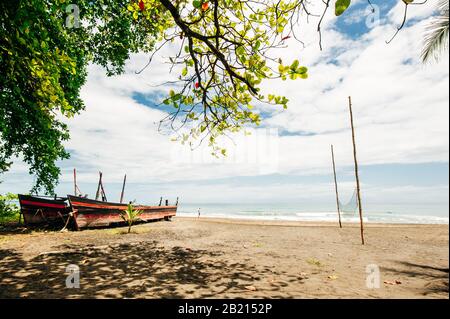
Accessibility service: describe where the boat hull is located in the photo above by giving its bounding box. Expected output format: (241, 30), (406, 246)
(18, 195), (70, 226)
(67, 195), (177, 229)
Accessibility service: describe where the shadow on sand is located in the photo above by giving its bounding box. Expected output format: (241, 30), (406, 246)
(0, 242), (289, 298)
(382, 261), (449, 296)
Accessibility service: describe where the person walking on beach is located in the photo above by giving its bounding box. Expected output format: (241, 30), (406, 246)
(198, 208), (201, 218)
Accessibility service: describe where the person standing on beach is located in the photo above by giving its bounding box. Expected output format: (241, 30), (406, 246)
(198, 208), (201, 218)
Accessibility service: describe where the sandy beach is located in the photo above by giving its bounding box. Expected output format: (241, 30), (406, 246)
(0, 217), (448, 298)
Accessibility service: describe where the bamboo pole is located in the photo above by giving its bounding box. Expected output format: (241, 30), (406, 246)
(348, 96), (365, 245)
(331, 145), (342, 228)
(73, 168), (77, 196)
(120, 174), (127, 203)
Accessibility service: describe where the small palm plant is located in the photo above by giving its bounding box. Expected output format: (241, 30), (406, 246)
(120, 203), (142, 233)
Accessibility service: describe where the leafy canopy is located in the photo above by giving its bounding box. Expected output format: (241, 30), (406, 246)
(133, 0), (311, 154)
(1, 0), (159, 194)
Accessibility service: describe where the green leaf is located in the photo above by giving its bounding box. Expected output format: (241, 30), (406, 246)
(278, 64), (284, 73)
(276, 25), (284, 34)
(193, 0), (202, 8)
(335, 0), (351, 16)
(236, 46), (245, 56)
(298, 66), (308, 74)
(290, 59), (299, 70)
(172, 93), (182, 101)
(254, 40), (261, 50)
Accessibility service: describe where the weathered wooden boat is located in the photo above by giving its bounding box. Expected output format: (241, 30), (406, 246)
(67, 195), (177, 230)
(18, 194), (71, 227)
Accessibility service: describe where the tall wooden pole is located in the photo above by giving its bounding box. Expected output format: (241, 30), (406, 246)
(100, 177), (107, 202)
(73, 168), (77, 196)
(95, 172), (102, 201)
(331, 145), (342, 228)
(120, 174), (127, 203)
(348, 96), (365, 245)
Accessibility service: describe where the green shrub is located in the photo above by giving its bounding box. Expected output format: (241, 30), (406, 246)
(0, 193), (20, 223)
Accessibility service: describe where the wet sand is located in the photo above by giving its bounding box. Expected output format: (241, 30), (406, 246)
(0, 217), (448, 298)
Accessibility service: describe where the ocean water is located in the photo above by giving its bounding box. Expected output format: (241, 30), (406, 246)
(177, 203), (449, 224)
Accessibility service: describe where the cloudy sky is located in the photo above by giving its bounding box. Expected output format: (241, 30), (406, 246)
(2, 0), (449, 215)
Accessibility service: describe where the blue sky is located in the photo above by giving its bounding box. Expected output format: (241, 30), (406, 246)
(1, 0), (449, 216)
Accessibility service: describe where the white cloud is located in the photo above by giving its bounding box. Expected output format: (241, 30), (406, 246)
(1, 1), (448, 210)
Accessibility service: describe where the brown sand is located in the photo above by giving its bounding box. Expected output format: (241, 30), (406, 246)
(0, 217), (448, 298)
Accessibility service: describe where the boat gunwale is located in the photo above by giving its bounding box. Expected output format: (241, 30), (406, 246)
(67, 195), (177, 210)
(18, 194), (68, 205)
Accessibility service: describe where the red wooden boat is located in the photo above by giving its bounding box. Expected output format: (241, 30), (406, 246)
(67, 195), (177, 230)
(18, 194), (71, 227)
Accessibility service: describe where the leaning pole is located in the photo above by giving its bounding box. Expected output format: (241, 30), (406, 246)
(348, 96), (364, 245)
(331, 144), (342, 228)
